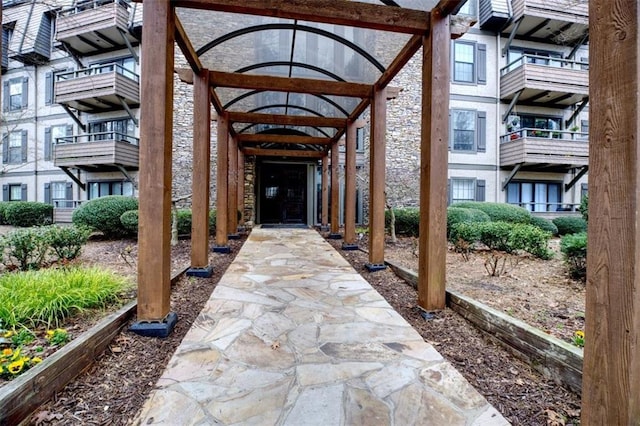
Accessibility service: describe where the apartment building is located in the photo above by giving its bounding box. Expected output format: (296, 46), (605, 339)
(1, 0), (588, 225)
(385, 0), (589, 216)
(1, 0), (141, 221)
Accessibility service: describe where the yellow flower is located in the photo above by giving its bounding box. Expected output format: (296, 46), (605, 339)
(3, 330), (14, 338)
(2, 348), (13, 357)
(8, 358), (24, 374)
(31, 357), (42, 364)
(0, 365), (4, 374)
(45, 330), (55, 338)
(575, 330), (585, 338)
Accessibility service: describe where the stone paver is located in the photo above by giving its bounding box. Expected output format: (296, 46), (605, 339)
(135, 227), (509, 425)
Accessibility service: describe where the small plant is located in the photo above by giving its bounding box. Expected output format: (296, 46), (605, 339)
(72, 196), (139, 238)
(45, 328), (69, 346)
(0, 347), (42, 379)
(11, 328), (35, 346)
(580, 195), (588, 222)
(560, 232), (587, 281)
(4, 202), (53, 227)
(0, 227), (50, 271)
(0, 203), (9, 225)
(45, 225), (92, 262)
(447, 207), (490, 237)
(553, 216), (587, 236)
(529, 215), (558, 236)
(572, 330), (585, 348)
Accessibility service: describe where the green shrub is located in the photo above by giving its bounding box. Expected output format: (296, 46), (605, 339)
(449, 221), (482, 247)
(385, 208), (420, 237)
(72, 196), (138, 238)
(0, 203), (9, 225)
(447, 207), (490, 237)
(552, 216), (587, 235)
(580, 195), (588, 222)
(4, 202), (53, 227)
(120, 210), (139, 234)
(529, 216), (558, 236)
(560, 232), (587, 281)
(119, 209), (217, 237)
(509, 223), (553, 259)
(0, 228), (49, 271)
(0, 267), (130, 328)
(453, 201), (531, 224)
(477, 221), (515, 252)
(45, 225), (91, 262)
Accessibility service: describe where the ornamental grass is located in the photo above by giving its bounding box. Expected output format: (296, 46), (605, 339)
(0, 267), (130, 329)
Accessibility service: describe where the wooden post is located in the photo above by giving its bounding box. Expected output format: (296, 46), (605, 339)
(237, 149), (245, 226)
(187, 69), (212, 277)
(132, 0), (177, 336)
(582, 0), (640, 422)
(321, 155), (329, 229)
(366, 87), (386, 271)
(328, 143), (341, 239)
(343, 121), (357, 249)
(214, 113), (229, 252)
(227, 135), (239, 238)
(417, 9), (449, 310)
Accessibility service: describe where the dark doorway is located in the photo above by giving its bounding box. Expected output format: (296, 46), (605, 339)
(259, 163), (307, 224)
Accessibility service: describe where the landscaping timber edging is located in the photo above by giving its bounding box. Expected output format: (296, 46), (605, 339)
(0, 265), (189, 425)
(385, 259), (584, 395)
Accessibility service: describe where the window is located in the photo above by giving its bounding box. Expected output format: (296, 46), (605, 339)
(449, 178), (485, 205)
(507, 181), (562, 212)
(356, 127), (364, 151)
(1, 25), (13, 70)
(2, 183), (26, 201)
(2, 130), (27, 164)
(581, 120), (589, 137)
(451, 110), (486, 152)
(45, 125), (73, 161)
(453, 41), (486, 84)
(2, 77), (28, 112)
(88, 181), (134, 199)
(45, 181), (73, 207)
(456, 0), (477, 17)
(88, 118), (136, 144)
(93, 57), (138, 81)
(517, 114), (562, 138)
(507, 48), (562, 70)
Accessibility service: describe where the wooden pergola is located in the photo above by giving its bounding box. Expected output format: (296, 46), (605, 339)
(103, 0), (638, 422)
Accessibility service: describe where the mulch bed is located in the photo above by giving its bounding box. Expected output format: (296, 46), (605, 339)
(327, 238), (581, 426)
(26, 237), (245, 426)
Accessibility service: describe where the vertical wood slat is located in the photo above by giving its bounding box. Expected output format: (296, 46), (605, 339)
(418, 10), (449, 310)
(368, 87), (386, 266)
(227, 135), (238, 235)
(137, 0), (174, 321)
(190, 69), (211, 268)
(216, 113), (229, 247)
(237, 149), (245, 225)
(344, 121), (357, 244)
(321, 155), (329, 227)
(330, 143), (340, 235)
(582, 0), (640, 422)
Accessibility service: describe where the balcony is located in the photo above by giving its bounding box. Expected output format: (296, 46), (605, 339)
(503, 0), (588, 45)
(55, 0), (138, 55)
(53, 132), (139, 172)
(500, 128), (588, 170)
(54, 63), (139, 112)
(500, 55), (589, 107)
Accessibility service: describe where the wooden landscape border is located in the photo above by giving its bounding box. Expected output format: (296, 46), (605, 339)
(0, 266), (189, 425)
(386, 259), (584, 395)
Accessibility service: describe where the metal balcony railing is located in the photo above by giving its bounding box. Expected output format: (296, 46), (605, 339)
(56, 63), (139, 83)
(55, 132), (139, 146)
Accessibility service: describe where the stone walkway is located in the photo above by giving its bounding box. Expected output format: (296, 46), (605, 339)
(135, 227), (509, 425)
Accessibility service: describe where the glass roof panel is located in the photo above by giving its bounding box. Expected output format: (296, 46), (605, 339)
(225, 91), (350, 118)
(354, 0), (439, 11)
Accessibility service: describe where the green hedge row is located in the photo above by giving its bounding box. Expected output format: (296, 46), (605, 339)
(0, 202), (53, 227)
(119, 209), (217, 236)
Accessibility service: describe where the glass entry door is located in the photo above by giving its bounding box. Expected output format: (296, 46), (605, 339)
(259, 163), (308, 224)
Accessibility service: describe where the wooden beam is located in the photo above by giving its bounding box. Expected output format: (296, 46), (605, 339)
(433, 0), (469, 17)
(343, 121), (357, 245)
(241, 148), (325, 158)
(367, 87), (386, 268)
(237, 150), (245, 225)
(172, 0), (430, 34)
(237, 134), (332, 145)
(174, 15), (202, 74)
(228, 111), (347, 129)
(215, 113), (229, 248)
(190, 69), (211, 269)
(209, 71), (372, 98)
(418, 8), (450, 311)
(330, 143), (340, 235)
(227, 135), (238, 235)
(137, 0), (174, 322)
(321, 155), (329, 227)
(582, 0), (640, 422)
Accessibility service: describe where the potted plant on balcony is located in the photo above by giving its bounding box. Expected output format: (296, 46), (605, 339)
(507, 115), (520, 140)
